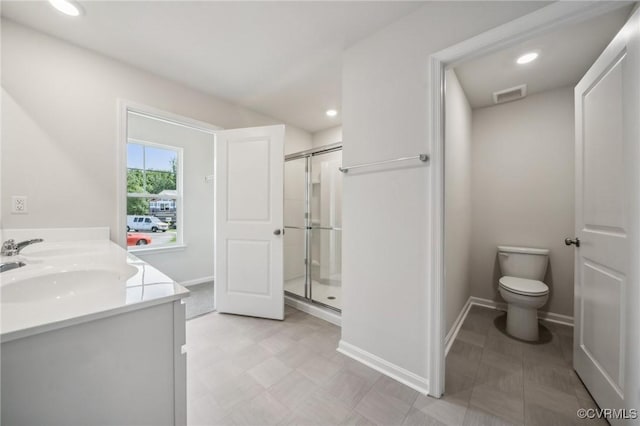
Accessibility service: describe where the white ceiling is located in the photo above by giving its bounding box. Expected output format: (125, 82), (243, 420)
(1, 1), (426, 133)
(454, 5), (633, 109)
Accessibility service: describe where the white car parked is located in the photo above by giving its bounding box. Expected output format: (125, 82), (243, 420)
(127, 215), (169, 232)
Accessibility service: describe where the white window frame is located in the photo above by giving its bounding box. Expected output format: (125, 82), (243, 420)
(126, 138), (184, 252)
(117, 100), (221, 252)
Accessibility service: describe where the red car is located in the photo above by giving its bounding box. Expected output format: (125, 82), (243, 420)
(127, 232), (152, 246)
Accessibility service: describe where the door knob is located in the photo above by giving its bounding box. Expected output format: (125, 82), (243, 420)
(565, 237), (580, 247)
(273, 229), (282, 236)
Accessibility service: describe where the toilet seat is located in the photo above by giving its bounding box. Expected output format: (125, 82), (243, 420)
(499, 276), (548, 296)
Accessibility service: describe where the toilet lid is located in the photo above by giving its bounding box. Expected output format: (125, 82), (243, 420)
(499, 276), (548, 296)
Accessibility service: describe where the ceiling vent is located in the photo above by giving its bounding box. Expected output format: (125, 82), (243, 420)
(492, 84), (527, 105)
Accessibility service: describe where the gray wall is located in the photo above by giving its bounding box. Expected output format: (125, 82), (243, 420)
(444, 70), (472, 333)
(312, 126), (342, 148)
(1, 19), (311, 246)
(341, 1), (545, 380)
(469, 86), (575, 316)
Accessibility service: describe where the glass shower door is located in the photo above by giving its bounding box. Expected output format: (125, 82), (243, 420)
(309, 151), (342, 310)
(284, 157), (308, 299)
(284, 147), (342, 311)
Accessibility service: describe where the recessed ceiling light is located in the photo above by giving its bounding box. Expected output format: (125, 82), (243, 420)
(48, 0), (84, 17)
(326, 109), (338, 117)
(516, 52), (539, 65)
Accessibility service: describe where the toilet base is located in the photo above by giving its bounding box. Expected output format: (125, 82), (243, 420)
(506, 304), (539, 341)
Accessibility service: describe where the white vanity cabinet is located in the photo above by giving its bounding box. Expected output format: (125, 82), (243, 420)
(1, 297), (187, 426)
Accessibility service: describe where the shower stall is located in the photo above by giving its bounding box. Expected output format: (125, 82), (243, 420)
(284, 144), (342, 311)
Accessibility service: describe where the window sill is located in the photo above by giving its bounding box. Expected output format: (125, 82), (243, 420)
(129, 243), (187, 255)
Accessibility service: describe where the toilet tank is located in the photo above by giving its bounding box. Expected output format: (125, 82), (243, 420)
(497, 246), (549, 280)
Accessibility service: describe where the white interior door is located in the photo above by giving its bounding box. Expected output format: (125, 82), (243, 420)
(215, 125), (285, 320)
(574, 8), (639, 422)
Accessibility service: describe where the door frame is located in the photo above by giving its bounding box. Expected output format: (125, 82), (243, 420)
(426, 1), (632, 398)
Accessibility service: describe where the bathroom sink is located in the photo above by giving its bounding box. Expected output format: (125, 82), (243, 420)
(1, 265), (137, 304)
(20, 246), (99, 258)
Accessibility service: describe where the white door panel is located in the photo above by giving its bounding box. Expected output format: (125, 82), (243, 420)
(582, 54), (626, 231)
(227, 138), (272, 221)
(574, 8), (639, 423)
(227, 240), (271, 295)
(215, 125), (284, 320)
(581, 261), (624, 393)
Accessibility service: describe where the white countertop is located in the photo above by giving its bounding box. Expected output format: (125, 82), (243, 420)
(0, 239), (189, 343)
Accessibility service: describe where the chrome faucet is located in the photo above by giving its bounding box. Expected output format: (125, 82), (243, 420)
(1, 238), (44, 256)
(0, 261), (26, 273)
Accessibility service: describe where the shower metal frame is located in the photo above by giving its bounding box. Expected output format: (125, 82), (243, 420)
(284, 142), (342, 312)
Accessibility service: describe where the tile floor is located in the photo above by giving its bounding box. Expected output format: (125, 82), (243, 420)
(446, 305), (605, 426)
(186, 305), (603, 426)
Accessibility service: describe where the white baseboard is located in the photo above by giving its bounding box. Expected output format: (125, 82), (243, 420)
(445, 297), (473, 355)
(331, 297), (572, 397)
(538, 310), (574, 327)
(180, 276), (214, 288)
(444, 296), (574, 354)
(469, 296), (504, 311)
(285, 296), (341, 327)
(338, 340), (429, 395)
(469, 296), (574, 327)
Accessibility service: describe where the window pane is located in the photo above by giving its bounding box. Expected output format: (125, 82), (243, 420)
(127, 169), (146, 193)
(127, 144), (144, 170)
(145, 146), (177, 172)
(126, 141), (180, 250)
(127, 144), (178, 194)
(145, 170), (176, 194)
(127, 197), (149, 216)
(126, 197), (178, 249)
(150, 199), (176, 213)
(149, 198), (177, 232)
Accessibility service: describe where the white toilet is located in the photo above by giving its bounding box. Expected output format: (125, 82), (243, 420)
(497, 245), (550, 341)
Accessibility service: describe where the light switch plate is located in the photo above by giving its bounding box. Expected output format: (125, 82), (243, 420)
(11, 196), (28, 214)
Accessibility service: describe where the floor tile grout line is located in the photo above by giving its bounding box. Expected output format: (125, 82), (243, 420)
(187, 307), (592, 426)
(459, 311), (493, 425)
(522, 335), (527, 426)
(461, 306), (603, 426)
